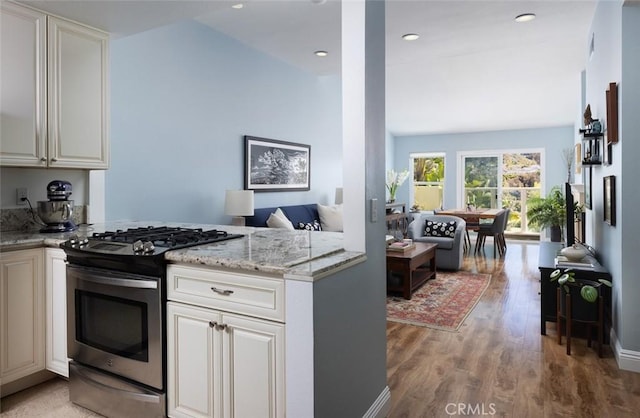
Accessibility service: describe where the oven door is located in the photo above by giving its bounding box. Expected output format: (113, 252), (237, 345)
(66, 264), (163, 390)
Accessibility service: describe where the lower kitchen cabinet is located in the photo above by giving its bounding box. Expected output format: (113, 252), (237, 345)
(0, 248), (45, 384)
(167, 302), (284, 418)
(45, 248), (68, 377)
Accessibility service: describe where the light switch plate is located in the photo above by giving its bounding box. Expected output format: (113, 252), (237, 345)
(371, 198), (378, 222)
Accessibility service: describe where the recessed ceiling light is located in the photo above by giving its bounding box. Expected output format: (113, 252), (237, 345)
(402, 33), (420, 41)
(314, 50), (328, 57)
(231, 3), (243, 9)
(515, 13), (536, 23)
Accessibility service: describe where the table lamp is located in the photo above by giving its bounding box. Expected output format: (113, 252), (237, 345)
(335, 187), (343, 205)
(224, 190), (254, 226)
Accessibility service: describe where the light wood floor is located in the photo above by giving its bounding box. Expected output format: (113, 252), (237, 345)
(387, 240), (640, 418)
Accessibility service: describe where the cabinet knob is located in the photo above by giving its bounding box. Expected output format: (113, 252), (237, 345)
(51, 157), (58, 162)
(41, 157), (47, 162)
(209, 321), (218, 328)
(216, 323), (229, 332)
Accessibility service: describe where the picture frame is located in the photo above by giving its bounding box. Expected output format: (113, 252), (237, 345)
(244, 135), (311, 192)
(583, 166), (592, 209)
(574, 143), (582, 175)
(603, 175), (616, 226)
(603, 141), (613, 165)
(606, 82), (618, 144)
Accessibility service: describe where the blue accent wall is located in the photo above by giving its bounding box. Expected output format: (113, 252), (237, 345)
(391, 126), (574, 208)
(108, 21), (342, 223)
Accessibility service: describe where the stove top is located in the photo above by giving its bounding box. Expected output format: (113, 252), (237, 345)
(60, 226), (244, 275)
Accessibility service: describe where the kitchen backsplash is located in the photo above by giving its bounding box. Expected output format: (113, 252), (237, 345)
(0, 206), (87, 232)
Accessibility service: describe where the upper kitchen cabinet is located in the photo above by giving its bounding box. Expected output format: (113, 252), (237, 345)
(0, 2), (109, 169)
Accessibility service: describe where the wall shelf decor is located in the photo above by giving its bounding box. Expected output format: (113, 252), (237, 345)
(603, 175), (616, 226)
(581, 132), (603, 165)
(606, 82), (618, 144)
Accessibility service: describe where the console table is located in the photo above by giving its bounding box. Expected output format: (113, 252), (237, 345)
(538, 242), (612, 336)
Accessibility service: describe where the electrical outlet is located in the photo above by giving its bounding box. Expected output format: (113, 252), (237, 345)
(16, 188), (28, 205)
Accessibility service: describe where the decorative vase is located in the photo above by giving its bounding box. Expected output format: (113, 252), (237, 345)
(560, 244), (588, 261)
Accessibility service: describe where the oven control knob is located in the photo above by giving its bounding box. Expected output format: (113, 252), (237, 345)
(81, 237), (89, 245)
(142, 241), (155, 253)
(133, 240), (144, 252)
(68, 234), (79, 245)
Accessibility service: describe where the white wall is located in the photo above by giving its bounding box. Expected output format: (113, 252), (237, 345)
(0, 167), (88, 208)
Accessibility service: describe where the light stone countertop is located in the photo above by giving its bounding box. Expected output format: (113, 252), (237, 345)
(0, 221), (365, 281)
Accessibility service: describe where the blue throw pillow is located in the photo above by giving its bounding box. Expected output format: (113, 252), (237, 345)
(424, 220), (457, 238)
(297, 220), (322, 231)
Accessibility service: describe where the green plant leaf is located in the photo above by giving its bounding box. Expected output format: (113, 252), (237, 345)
(558, 274), (569, 285)
(598, 279), (613, 287)
(581, 285), (598, 303)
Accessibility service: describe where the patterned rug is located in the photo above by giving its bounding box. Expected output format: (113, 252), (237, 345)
(387, 271), (491, 332)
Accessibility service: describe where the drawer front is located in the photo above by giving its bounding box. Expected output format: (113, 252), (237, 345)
(167, 265), (284, 322)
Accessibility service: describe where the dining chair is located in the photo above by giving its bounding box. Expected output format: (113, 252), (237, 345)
(474, 209), (509, 257)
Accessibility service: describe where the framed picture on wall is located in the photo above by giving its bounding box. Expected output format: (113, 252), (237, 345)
(244, 136), (311, 192)
(583, 166), (592, 209)
(604, 175), (616, 226)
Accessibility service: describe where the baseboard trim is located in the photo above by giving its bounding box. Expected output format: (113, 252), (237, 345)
(611, 328), (640, 373)
(363, 385), (391, 418)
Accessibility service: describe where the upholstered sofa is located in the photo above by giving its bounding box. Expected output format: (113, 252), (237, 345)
(244, 203), (343, 232)
(407, 214), (466, 270)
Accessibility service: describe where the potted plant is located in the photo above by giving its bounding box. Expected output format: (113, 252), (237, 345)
(386, 169), (409, 203)
(526, 186), (565, 242)
(550, 268), (612, 320)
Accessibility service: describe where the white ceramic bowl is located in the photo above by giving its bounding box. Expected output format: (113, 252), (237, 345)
(560, 245), (587, 262)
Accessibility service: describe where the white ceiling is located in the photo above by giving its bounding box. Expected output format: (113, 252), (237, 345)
(20, 0), (597, 136)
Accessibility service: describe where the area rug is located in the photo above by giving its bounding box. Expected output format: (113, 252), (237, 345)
(387, 271), (491, 332)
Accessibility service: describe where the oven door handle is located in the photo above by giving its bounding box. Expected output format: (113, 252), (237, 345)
(77, 274), (158, 289)
(73, 363), (161, 403)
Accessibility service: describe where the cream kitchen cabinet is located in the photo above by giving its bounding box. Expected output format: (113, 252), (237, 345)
(0, 248), (45, 384)
(167, 265), (285, 418)
(44, 248), (68, 377)
(0, 2), (109, 169)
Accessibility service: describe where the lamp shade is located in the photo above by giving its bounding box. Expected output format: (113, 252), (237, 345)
(224, 190), (254, 216)
(335, 187), (343, 205)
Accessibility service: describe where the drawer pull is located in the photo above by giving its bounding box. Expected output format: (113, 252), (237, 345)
(211, 287), (234, 296)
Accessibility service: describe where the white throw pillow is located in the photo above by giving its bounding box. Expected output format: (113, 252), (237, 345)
(317, 203), (343, 232)
(266, 208), (295, 230)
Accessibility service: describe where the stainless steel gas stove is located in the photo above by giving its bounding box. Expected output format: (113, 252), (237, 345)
(61, 226), (243, 418)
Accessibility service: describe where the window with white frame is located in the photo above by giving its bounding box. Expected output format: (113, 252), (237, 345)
(459, 149), (543, 234)
(410, 153), (445, 211)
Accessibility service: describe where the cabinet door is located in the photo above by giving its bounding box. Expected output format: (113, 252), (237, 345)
(0, 249), (45, 384)
(47, 16), (109, 169)
(221, 313), (284, 418)
(0, 2), (47, 166)
(45, 248), (68, 377)
(167, 302), (223, 418)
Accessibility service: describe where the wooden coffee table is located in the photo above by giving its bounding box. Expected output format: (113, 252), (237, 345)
(386, 242), (437, 300)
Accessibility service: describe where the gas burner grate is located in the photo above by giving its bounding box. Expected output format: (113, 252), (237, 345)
(92, 226), (234, 248)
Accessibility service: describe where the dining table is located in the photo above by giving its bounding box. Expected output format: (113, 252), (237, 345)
(436, 208), (506, 251)
(437, 207), (505, 222)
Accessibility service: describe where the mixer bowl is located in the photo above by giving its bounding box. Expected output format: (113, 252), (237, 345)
(37, 200), (74, 224)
